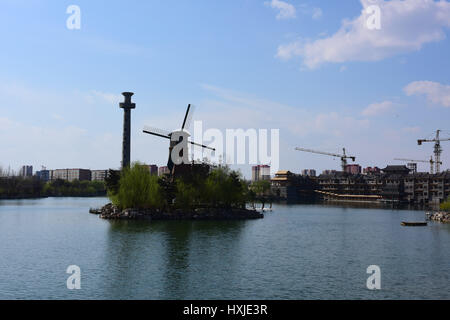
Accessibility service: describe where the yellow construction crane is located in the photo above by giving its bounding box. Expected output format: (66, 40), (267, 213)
(394, 157), (441, 174)
(418, 130), (450, 174)
(295, 147), (355, 172)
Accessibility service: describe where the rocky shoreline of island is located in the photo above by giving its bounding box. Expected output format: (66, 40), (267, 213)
(90, 203), (264, 221)
(426, 211), (450, 224)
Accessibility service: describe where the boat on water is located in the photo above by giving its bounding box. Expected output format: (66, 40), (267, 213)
(401, 221), (428, 227)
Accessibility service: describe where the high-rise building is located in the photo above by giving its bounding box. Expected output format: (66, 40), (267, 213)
(252, 165), (271, 181)
(140, 164), (158, 175)
(51, 169), (68, 181)
(36, 170), (50, 182)
(302, 169), (317, 177)
(19, 165), (33, 177)
(91, 170), (108, 182)
(148, 165), (158, 176)
(158, 166), (170, 177)
(344, 164), (362, 175)
(51, 169), (91, 181)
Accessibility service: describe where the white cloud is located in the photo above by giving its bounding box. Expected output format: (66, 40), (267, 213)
(88, 90), (123, 105)
(0, 117), (120, 170)
(51, 113), (64, 121)
(310, 112), (369, 137)
(297, 4), (323, 20)
(312, 7), (323, 20)
(82, 36), (150, 57)
(298, 3), (323, 20)
(277, 0), (450, 68)
(362, 101), (395, 116)
(0, 80), (122, 110)
(199, 84), (369, 137)
(276, 40), (304, 60)
(402, 126), (421, 133)
(404, 81), (450, 107)
(265, 0), (296, 20)
(0, 81), (128, 171)
(198, 84), (372, 176)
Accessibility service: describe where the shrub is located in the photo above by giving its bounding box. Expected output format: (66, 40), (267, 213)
(441, 198), (450, 212)
(174, 179), (198, 209)
(202, 166), (247, 209)
(251, 180), (271, 196)
(110, 162), (163, 210)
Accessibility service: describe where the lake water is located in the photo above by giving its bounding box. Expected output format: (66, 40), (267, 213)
(0, 197), (449, 300)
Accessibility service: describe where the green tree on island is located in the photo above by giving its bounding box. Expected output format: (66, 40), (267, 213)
(107, 162), (254, 212)
(441, 197), (450, 212)
(250, 180), (272, 210)
(108, 163), (163, 210)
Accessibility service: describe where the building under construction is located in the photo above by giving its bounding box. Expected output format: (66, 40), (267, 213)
(271, 166), (450, 205)
(270, 170), (317, 203)
(289, 132), (450, 205)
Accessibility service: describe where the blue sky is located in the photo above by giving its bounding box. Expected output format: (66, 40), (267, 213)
(1, 0), (450, 177)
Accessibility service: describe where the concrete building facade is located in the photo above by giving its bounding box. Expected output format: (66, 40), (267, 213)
(271, 170), (316, 202)
(51, 169), (91, 182)
(302, 169), (316, 177)
(91, 170), (108, 182)
(252, 165), (271, 182)
(271, 164), (449, 204)
(344, 164), (362, 175)
(35, 170), (51, 182)
(19, 165), (33, 177)
(158, 166), (170, 177)
(148, 165), (158, 176)
(404, 172), (450, 204)
(363, 167), (381, 175)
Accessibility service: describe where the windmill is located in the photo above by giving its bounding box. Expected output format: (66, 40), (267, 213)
(143, 104), (215, 175)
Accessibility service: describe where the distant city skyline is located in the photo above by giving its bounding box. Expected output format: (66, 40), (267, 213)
(1, 1), (450, 178)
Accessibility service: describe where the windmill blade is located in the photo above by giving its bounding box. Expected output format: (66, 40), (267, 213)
(143, 130), (170, 140)
(188, 140), (215, 151)
(143, 126), (171, 139)
(184, 104), (196, 130)
(181, 104), (196, 130)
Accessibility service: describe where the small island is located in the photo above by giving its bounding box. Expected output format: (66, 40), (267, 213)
(426, 198), (450, 224)
(91, 162), (265, 221)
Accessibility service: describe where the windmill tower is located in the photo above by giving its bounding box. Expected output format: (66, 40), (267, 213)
(143, 104), (215, 175)
(119, 92), (136, 169)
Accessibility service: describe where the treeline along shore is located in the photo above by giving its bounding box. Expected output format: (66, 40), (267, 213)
(0, 176), (106, 199)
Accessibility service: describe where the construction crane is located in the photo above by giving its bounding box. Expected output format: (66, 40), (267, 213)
(418, 130), (450, 174)
(394, 157), (441, 174)
(295, 147), (355, 172)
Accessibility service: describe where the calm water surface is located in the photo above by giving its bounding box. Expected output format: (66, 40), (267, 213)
(0, 197), (449, 300)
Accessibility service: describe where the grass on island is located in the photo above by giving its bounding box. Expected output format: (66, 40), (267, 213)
(106, 162), (272, 211)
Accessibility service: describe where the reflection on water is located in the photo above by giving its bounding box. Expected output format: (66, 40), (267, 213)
(0, 197), (449, 300)
(103, 220), (246, 299)
(313, 200), (436, 211)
